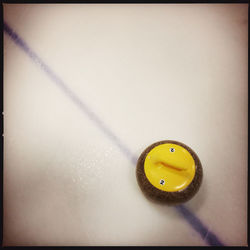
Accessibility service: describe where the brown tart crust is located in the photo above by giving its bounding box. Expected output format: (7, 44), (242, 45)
(136, 140), (203, 205)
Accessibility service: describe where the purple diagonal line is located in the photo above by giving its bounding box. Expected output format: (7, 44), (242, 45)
(3, 21), (137, 165)
(3, 21), (224, 246)
(175, 205), (224, 246)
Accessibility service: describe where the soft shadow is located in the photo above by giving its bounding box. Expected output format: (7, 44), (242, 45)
(184, 175), (207, 213)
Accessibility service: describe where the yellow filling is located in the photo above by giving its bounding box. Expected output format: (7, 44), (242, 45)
(144, 143), (195, 192)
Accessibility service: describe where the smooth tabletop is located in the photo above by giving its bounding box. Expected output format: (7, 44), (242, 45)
(3, 3), (248, 246)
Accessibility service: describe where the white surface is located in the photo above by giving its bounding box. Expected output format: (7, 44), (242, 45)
(3, 4), (248, 246)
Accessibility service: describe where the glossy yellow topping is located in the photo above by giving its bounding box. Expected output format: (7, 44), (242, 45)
(144, 143), (195, 192)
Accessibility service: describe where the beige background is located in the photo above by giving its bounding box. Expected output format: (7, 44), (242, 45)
(3, 4), (248, 246)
